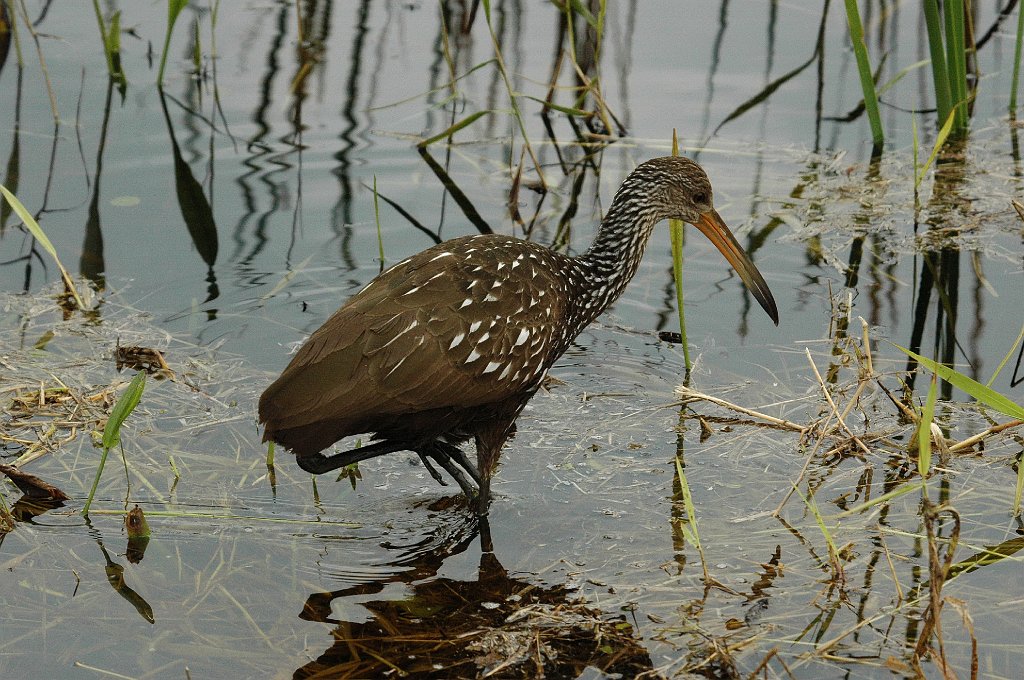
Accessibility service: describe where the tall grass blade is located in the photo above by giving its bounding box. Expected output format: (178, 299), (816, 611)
(91, 2), (125, 86)
(191, 17), (201, 74)
(106, 11), (126, 87)
(912, 118), (920, 208)
(417, 110), (490, 148)
(943, 0), (969, 135)
(1012, 1), (1024, 111)
(923, 0), (952, 124)
(842, 0), (883, 149)
(566, 0), (597, 28)
(915, 109), (956, 189)
(0, 185), (85, 310)
(672, 456), (702, 553)
(794, 484), (840, 572)
(668, 130), (690, 373)
(833, 480), (926, 518)
(918, 373), (938, 478)
(892, 343), (1024, 420)
(91, 0), (113, 75)
(84, 372), (146, 516)
(480, 0), (545, 187)
(157, 0), (190, 87)
(522, 95), (590, 117)
(987, 322), (1024, 388)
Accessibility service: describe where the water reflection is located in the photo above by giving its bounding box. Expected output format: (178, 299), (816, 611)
(158, 89), (220, 307)
(98, 539), (155, 625)
(80, 79), (114, 290)
(296, 511), (654, 678)
(905, 144), (970, 397)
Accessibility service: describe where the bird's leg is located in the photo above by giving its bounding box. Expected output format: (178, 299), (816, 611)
(473, 424), (514, 516)
(416, 453), (448, 486)
(295, 440), (407, 475)
(478, 514), (494, 554)
(476, 477), (492, 516)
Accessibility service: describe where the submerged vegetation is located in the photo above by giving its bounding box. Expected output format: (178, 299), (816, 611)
(1, 1), (1023, 678)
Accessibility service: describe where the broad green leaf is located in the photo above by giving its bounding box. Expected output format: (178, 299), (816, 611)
(158, 0), (192, 86)
(103, 372), (147, 450)
(893, 343), (1024, 420)
(168, 0), (189, 24)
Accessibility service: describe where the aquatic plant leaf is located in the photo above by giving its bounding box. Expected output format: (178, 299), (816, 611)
(103, 371), (146, 451)
(158, 0), (192, 86)
(0, 185), (85, 310)
(523, 95), (590, 117)
(565, 0), (598, 28)
(842, 0), (884, 146)
(893, 343), (1024, 420)
(669, 130), (690, 373)
(918, 373), (937, 477)
(915, 109), (956, 188)
(417, 110), (489, 147)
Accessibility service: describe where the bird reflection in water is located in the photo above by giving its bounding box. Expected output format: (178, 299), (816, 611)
(293, 513), (655, 678)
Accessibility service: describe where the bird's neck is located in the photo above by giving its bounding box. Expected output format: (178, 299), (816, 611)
(571, 197), (661, 326)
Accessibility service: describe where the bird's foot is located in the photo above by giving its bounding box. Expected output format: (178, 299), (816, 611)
(434, 442), (483, 487)
(418, 446), (479, 501)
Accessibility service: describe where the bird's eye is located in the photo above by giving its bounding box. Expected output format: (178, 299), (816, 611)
(693, 191), (709, 205)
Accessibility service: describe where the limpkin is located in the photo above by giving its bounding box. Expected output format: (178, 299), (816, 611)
(259, 156), (778, 512)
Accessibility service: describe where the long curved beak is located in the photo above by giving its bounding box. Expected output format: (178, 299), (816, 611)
(692, 209), (779, 325)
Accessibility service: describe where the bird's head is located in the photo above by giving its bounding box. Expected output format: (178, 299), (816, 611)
(633, 156), (779, 325)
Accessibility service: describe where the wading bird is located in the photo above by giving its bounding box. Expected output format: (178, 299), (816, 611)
(259, 157), (778, 513)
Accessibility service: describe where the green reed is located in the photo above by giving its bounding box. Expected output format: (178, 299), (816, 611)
(842, 0), (883, 150)
(923, 0), (970, 138)
(1012, 1), (1024, 111)
(157, 0), (189, 87)
(83, 372), (147, 516)
(668, 130), (691, 373)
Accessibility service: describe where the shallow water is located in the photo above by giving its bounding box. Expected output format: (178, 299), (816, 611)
(1, 2), (1023, 678)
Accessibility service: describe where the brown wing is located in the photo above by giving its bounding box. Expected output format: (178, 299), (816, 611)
(258, 234), (567, 441)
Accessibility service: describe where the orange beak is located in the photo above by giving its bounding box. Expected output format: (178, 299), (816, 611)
(693, 209), (779, 325)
